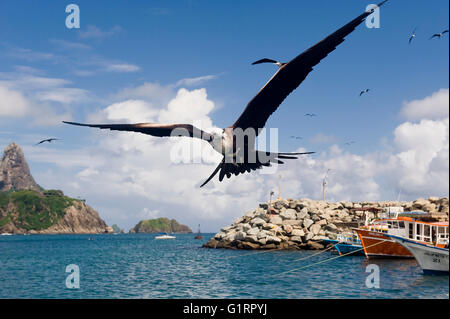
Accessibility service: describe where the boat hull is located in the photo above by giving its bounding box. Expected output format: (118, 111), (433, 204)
(389, 236), (449, 275)
(355, 229), (413, 258)
(335, 243), (364, 256)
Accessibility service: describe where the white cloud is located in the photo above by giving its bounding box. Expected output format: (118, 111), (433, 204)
(401, 88), (449, 121)
(105, 63), (140, 73)
(175, 75), (217, 87)
(0, 84), (31, 117)
(78, 25), (122, 39)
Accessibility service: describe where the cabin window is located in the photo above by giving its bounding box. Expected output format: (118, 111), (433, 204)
(392, 221), (399, 229)
(387, 221), (393, 228)
(424, 225), (431, 242)
(398, 221), (405, 229)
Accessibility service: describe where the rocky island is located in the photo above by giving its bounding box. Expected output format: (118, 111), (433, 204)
(0, 142), (113, 234)
(203, 197), (449, 250)
(129, 217), (192, 234)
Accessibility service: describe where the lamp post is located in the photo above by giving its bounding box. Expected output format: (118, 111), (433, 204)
(322, 169), (331, 201)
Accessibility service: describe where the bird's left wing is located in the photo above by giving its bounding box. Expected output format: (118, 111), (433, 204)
(63, 121), (212, 141)
(230, 1), (388, 133)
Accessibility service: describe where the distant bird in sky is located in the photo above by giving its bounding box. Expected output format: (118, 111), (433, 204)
(344, 141), (356, 146)
(290, 136), (303, 140)
(304, 113), (317, 117)
(359, 89), (370, 96)
(409, 27), (418, 44)
(35, 138), (59, 145)
(430, 29), (449, 39)
(64, 1), (388, 187)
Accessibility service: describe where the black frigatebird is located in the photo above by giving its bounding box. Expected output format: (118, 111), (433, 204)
(64, 1), (388, 187)
(359, 89), (370, 96)
(430, 29), (449, 39)
(409, 27), (418, 44)
(35, 138), (60, 145)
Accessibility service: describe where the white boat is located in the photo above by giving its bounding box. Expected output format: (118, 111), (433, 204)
(1, 233), (13, 236)
(155, 232), (176, 240)
(386, 234), (449, 275)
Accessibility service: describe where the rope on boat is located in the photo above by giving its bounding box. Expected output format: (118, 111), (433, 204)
(272, 241), (384, 277)
(292, 244), (336, 262)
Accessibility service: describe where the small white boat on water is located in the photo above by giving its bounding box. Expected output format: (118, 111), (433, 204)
(155, 232), (176, 240)
(1, 233), (13, 236)
(386, 234), (449, 275)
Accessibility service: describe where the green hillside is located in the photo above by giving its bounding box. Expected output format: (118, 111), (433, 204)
(0, 189), (78, 231)
(130, 217), (192, 233)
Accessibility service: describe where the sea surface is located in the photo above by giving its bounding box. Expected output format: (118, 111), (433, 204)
(0, 233), (448, 299)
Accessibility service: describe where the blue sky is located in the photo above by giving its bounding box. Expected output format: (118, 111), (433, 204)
(0, 1), (448, 231)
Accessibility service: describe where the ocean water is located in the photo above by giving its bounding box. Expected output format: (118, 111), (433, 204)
(0, 233), (448, 299)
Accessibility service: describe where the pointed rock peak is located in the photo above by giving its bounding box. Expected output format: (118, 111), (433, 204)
(0, 142), (41, 192)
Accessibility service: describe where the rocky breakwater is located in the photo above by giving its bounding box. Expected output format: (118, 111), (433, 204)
(203, 197), (449, 251)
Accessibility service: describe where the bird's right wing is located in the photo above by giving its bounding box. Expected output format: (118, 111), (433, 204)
(63, 121), (212, 141)
(229, 0), (388, 133)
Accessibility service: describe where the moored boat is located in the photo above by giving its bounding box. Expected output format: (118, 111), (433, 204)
(155, 232), (176, 240)
(386, 234), (449, 275)
(355, 208), (449, 259)
(334, 233), (364, 256)
(194, 224), (203, 240)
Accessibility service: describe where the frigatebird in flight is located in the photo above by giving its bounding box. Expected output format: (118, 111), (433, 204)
(409, 27), (418, 44)
(359, 89), (370, 96)
(430, 30), (449, 40)
(35, 138), (60, 146)
(64, 1), (388, 187)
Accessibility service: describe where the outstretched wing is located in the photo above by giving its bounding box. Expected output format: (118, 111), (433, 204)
(230, 1), (388, 133)
(63, 121), (212, 141)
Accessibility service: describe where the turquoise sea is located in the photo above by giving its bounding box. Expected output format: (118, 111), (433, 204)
(0, 234), (448, 299)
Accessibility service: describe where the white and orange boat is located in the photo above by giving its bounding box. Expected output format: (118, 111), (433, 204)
(354, 208), (449, 259)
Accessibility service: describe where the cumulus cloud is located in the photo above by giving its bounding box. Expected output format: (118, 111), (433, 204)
(25, 86), (449, 231)
(401, 88), (449, 121)
(0, 84), (31, 117)
(0, 71), (86, 125)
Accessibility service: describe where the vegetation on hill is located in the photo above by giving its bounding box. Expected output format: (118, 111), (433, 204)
(0, 189), (79, 231)
(130, 217), (192, 233)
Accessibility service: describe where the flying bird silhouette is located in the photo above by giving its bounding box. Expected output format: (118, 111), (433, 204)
(409, 27), (418, 44)
(290, 136), (303, 140)
(359, 89), (370, 96)
(430, 29), (449, 39)
(64, 1), (388, 187)
(35, 138), (59, 145)
(304, 113), (317, 117)
(344, 141), (356, 146)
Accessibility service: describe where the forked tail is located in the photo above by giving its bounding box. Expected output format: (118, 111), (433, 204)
(200, 151), (314, 187)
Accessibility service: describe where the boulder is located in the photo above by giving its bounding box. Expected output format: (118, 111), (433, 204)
(250, 217), (266, 227)
(303, 218), (314, 229)
(280, 208), (297, 220)
(269, 215), (283, 225)
(235, 231), (246, 241)
(310, 224), (322, 235)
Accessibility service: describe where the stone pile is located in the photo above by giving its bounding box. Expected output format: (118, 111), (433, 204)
(203, 197), (449, 250)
